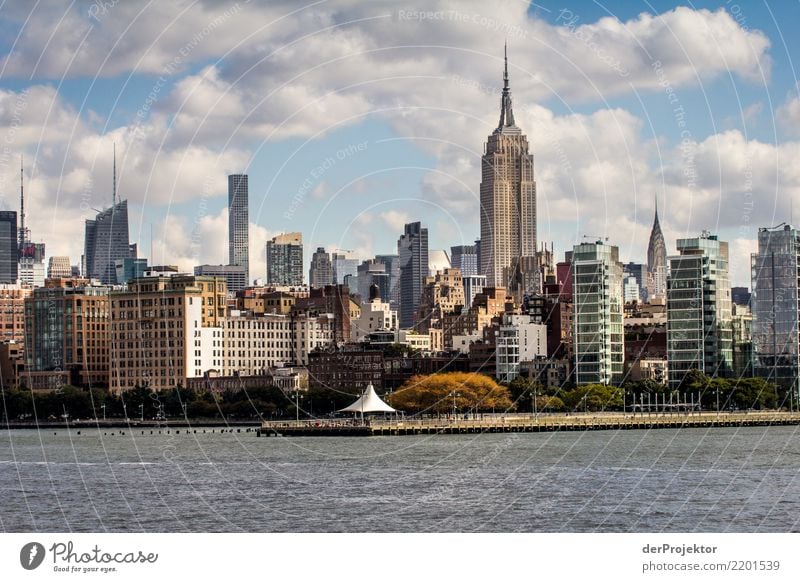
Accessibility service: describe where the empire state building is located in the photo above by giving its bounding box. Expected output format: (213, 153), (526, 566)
(479, 45), (536, 289)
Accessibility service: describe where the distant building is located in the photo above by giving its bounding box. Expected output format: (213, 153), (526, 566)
(194, 264), (247, 293)
(751, 225), (800, 392)
(0, 283), (31, 344)
(647, 198), (667, 300)
(47, 256), (72, 279)
(374, 253), (400, 310)
(228, 174), (249, 284)
(398, 221), (428, 328)
(0, 211), (18, 284)
(352, 284), (397, 342)
(731, 286), (751, 307)
(450, 244), (479, 276)
(428, 249), (451, 276)
(416, 268), (465, 333)
(84, 200), (131, 284)
(309, 247), (333, 289)
(462, 274), (486, 311)
(115, 257), (148, 285)
(495, 313), (547, 383)
(624, 275), (641, 304)
(624, 262), (647, 302)
(332, 252), (358, 284)
(572, 241), (625, 385)
(667, 233), (732, 388)
(266, 232), (303, 286)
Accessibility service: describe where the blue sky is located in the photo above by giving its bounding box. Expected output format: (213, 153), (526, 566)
(1, 1), (799, 286)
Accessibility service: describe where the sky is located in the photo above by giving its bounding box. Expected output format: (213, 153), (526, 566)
(1, 0), (799, 287)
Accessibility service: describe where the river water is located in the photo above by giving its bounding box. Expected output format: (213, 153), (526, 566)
(2, 426), (799, 532)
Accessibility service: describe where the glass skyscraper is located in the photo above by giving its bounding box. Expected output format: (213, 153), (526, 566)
(751, 225), (800, 398)
(266, 232), (303, 286)
(0, 211), (18, 284)
(667, 234), (732, 388)
(398, 221), (428, 329)
(572, 240), (625, 385)
(84, 200), (130, 284)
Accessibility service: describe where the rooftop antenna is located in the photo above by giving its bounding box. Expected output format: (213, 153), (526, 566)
(19, 155), (25, 246)
(112, 142), (117, 207)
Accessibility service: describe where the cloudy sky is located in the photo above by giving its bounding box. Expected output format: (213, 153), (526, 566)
(1, 0), (799, 286)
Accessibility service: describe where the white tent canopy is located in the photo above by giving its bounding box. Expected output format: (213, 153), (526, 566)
(339, 384), (397, 414)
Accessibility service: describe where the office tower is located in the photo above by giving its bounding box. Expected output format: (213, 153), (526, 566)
(84, 151), (130, 284)
(751, 225), (800, 396)
(479, 45), (536, 288)
(572, 240), (625, 385)
(624, 262), (647, 302)
(266, 232), (303, 286)
(194, 264), (247, 293)
(647, 198), (667, 300)
(375, 253), (400, 310)
(397, 221), (428, 329)
(309, 247), (333, 288)
(355, 259), (390, 302)
(462, 274), (487, 310)
(24, 278), (111, 389)
(451, 245), (479, 276)
(667, 233), (732, 388)
(0, 211), (18, 284)
(416, 268), (466, 333)
(47, 256), (72, 278)
(228, 174), (249, 283)
(332, 252), (358, 284)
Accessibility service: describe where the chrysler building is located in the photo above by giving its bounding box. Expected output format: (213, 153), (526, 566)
(479, 45), (537, 289)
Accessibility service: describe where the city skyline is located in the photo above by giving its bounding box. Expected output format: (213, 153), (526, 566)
(2, 2), (799, 287)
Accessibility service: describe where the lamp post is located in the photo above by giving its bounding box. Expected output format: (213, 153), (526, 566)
(122, 403), (127, 421)
(294, 391), (302, 426)
(450, 391), (458, 420)
(139, 403), (144, 421)
(101, 404), (106, 421)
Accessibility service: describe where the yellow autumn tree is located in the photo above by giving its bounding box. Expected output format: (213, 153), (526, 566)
(387, 372), (513, 414)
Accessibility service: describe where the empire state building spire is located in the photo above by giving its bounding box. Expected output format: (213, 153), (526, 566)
(498, 42), (516, 129)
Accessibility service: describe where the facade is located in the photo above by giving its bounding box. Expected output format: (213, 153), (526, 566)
(228, 174), (249, 284)
(109, 276), (226, 392)
(0, 284), (31, 344)
(751, 225), (800, 393)
(462, 274), (486, 311)
(572, 241), (625, 385)
(194, 264), (247, 293)
(24, 279), (111, 389)
(624, 262), (647, 302)
(495, 313), (547, 383)
(374, 254), (400, 310)
(47, 256), (72, 279)
(416, 268), (466, 333)
(667, 234), (732, 388)
(450, 244), (479, 276)
(84, 200), (131, 284)
(266, 232), (303, 286)
(309, 247), (333, 289)
(332, 252), (358, 284)
(623, 275), (641, 303)
(0, 211), (18, 284)
(731, 303), (753, 378)
(647, 200), (668, 300)
(352, 286), (397, 342)
(308, 346), (384, 393)
(398, 221), (429, 329)
(115, 257), (149, 285)
(479, 47), (536, 289)
(224, 311), (294, 375)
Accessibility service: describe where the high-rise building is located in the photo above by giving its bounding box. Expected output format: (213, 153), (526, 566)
(667, 233), (732, 388)
(47, 256), (72, 279)
(17, 160), (46, 288)
(647, 198), (667, 300)
(751, 225), (800, 395)
(266, 232), (303, 286)
(309, 247), (333, 289)
(115, 257), (149, 285)
(479, 45), (536, 289)
(0, 211), (18, 284)
(496, 313), (547, 383)
(374, 253), (400, 310)
(0, 284), (30, 344)
(398, 221), (429, 329)
(451, 244), (479, 277)
(572, 240), (625, 386)
(84, 149), (130, 285)
(624, 262), (647, 303)
(228, 174), (249, 284)
(416, 268), (466, 333)
(332, 252), (358, 284)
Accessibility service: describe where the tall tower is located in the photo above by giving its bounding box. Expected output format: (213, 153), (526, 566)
(397, 221), (429, 329)
(266, 232), (303, 286)
(479, 44), (537, 289)
(228, 174), (249, 284)
(647, 195), (667, 300)
(309, 247), (333, 288)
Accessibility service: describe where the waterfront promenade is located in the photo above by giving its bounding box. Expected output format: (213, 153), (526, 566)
(258, 411), (800, 437)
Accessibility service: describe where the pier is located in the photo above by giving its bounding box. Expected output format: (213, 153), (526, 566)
(258, 411), (800, 437)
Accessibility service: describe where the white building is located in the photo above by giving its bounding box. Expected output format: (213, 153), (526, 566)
(351, 295), (397, 342)
(495, 314), (547, 382)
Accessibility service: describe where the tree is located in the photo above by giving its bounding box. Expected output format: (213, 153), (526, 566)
(388, 372), (513, 414)
(561, 384), (624, 412)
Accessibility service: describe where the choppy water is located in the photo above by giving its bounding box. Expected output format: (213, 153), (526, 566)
(2, 426), (799, 532)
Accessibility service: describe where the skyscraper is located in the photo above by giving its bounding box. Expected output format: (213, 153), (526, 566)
(751, 225), (800, 398)
(667, 233), (732, 388)
(84, 148), (130, 284)
(0, 211), (18, 284)
(332, 252), (358, 284)
(647, 197), (667, 300)
(572, 240), (625, 385)
(17, 158), (45, 288)
(47, 256), (72, 279)
(451, 244), (479, 276)
(309, 247), (333, 288)
(398, 221), (428, 329)
(266, 232), (303, 286)
(228, 174), (249, 284)
(479, 45), (536, 289)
